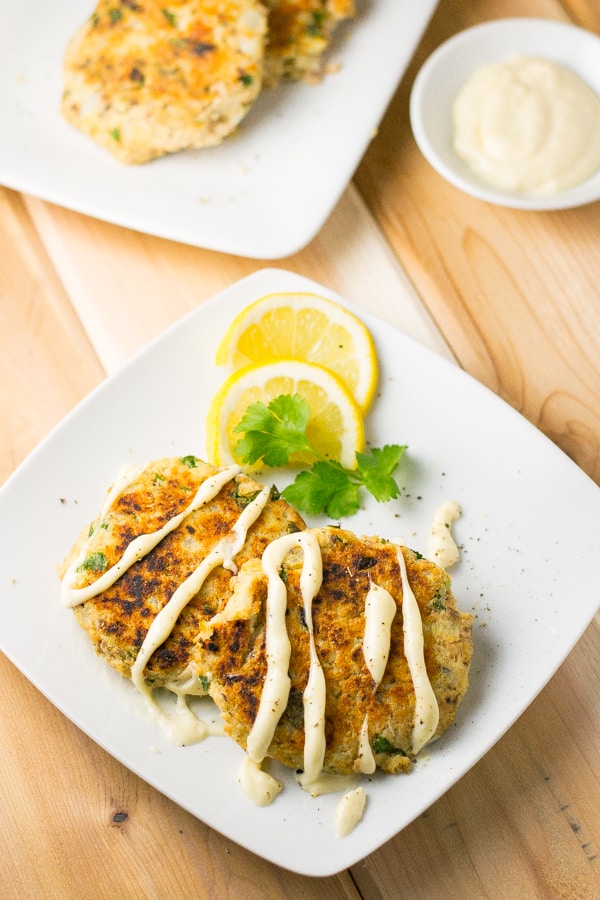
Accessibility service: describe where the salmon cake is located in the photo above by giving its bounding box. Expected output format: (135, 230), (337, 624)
(61, 0), (267, 163)
(202, 526), (473, 776)
(59, 456), (305, 689)
(263, 0), (355, 86)
(59, 459), (473, 786)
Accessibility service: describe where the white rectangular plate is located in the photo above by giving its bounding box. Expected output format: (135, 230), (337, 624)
(2, 269), (600, 876)
(0, 0), (437, 258)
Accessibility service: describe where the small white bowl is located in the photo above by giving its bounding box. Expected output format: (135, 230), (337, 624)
(409, 18), (600, 210)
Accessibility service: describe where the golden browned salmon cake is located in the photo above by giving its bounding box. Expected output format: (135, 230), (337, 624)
(202, 526), (473, 776)
(59, 457), (305, 688)
(61, 0), (267, 164)
(263, 0), (355, 86)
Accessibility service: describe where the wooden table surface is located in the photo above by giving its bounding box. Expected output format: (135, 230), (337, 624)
(2, 1), (600, 897)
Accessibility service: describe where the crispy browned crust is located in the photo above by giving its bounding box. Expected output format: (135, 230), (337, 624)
(263, 0), (355, 85)
(61, 457), (305, 685)
(61, 0), (267, 163)
(204, 526), (473, 775)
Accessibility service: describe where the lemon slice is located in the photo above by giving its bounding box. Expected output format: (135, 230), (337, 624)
(206, 360), (364, 470)
(215, 292), (378, 413)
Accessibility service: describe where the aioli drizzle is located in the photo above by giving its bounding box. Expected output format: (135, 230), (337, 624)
(355, 715), (376, 775)
(334, 786), (367, 837)
(238, 755), (283, 807)
(428, 500), (461, 569)
(362, 582), (397, 685)
(130, 483), (271, 726)
(244, 531), (325, 789)
(396, 549), (439, 754)
(60, 465), (241, 608)
(160, 691), (218, 746)
(354, 582), (397, 775)
(296, 534), (326, 789)
(148, 666), (226, 746)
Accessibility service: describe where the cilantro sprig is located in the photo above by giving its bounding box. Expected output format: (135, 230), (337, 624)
(233, 394), (407, 519)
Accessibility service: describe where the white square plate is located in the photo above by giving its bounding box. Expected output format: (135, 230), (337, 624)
(2, 269), (600, 876)
(0, 1), (437, 258)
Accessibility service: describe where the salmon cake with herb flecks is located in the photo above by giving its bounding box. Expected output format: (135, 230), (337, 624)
(59, 456), (306, 689)
(200, 525), (473, 777)
(61, 0), (267, 164)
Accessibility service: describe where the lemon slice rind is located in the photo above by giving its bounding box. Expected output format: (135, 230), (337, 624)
(206, 359), (365, 471)
(215, 292), (378, 413)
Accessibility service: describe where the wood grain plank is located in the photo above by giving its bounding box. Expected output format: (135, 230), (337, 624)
(558, 0), (600, 30)
(0, 187), (104, 481)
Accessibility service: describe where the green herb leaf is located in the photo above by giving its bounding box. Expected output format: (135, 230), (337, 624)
(234, 395), (312, 467)
(232, 394), (406, 518)
(372, 735), (407, 756)
(78, 551), (108, 573)
(356, 444), (407, 503)
(282, 463), (361, 519)
(431, 591), (446, 612)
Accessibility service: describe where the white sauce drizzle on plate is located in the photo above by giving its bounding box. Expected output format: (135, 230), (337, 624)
(334, 786), (367, 837)
(428, 500), (461, 569)
(296, 771), (355, 798)
(238, 755), (283, 807)
(159, 691), (214, 746)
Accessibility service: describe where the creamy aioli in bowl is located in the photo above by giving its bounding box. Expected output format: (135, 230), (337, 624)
(452, 56), (600, 194)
